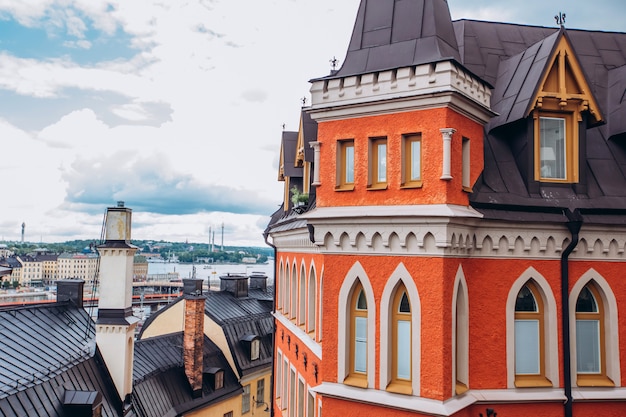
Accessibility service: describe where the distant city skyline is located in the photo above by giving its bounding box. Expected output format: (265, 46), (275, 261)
(1, 0), (624, 246)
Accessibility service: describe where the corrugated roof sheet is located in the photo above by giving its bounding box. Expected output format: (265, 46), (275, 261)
(0, 302), (124, 417)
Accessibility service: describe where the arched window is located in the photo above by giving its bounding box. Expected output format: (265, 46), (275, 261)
(307, 268), (316, 335)
(454, 279), (469, 394)
(345, 282), (368, 387)
(575, 283), (612, 386)
(290, 265), (297, 320)
(284, 264), (290, 316)
(388, 284), (412, 394)
(514, 281), (551, 386)
(299, 265), (306, 326)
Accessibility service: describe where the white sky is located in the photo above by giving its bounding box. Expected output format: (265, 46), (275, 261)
(0, 0), (624, 247)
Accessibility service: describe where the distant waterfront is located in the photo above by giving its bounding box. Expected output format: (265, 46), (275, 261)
(147, 261), (275, 287)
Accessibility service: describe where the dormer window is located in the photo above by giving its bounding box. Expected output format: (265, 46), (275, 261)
(530, 34), (602, 184)
(207, 367), (225, 390)
(241, 334), (261, 361)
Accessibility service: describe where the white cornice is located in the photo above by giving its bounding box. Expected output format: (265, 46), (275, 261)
(308, 61), (495, 124)
(271, 208), (626, 261)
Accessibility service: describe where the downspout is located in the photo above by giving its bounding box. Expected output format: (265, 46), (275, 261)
(264, 231), (277, 417)
(561, 208), (582, 417)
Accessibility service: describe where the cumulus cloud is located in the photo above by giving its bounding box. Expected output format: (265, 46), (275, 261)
(61, 151), (278, 216)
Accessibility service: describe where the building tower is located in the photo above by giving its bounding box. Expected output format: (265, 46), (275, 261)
(95, 202), (139, 407)
(21, 222), (25, 243)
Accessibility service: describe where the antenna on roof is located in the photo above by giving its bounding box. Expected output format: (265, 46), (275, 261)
(555, 12), (566, 27)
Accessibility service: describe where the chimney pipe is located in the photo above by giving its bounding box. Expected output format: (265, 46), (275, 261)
(183, 278), (206, 398)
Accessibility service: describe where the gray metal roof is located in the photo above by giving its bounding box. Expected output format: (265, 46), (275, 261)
(0, 303), (124, 417)
(328, 0), (461, 80)
(132, 332), (241, 417)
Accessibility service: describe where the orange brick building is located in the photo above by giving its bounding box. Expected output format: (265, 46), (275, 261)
(266, 1), (626, 416)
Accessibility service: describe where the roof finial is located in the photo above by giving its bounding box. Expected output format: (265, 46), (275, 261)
(329, 56), (338, 71)
(301, 96), (307, 106)
(555, 12), (566, 27)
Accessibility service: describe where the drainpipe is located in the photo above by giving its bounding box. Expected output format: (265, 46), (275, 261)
(561, 208), (582, 417)
(264, 231), (277, 417)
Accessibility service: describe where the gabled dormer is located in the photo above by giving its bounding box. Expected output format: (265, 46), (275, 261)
(530, 29), (603, 184)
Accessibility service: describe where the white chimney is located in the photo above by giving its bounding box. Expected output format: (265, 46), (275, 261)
(95, 202), (139, 406)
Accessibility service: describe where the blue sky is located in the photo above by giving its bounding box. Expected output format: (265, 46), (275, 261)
(1, 0), (624, 246)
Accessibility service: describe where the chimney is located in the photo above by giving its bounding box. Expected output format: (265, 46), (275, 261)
(219, 273), (248, 298)
(249, 272), (268, 291)
(57, 279), (85, 307)
(95, 203), (139, 406)
(183, 278), (206, 398)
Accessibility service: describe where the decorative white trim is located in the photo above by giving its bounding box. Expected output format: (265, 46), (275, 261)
(312, 382), (476, 416)
(569, 269), (621, 387)
(379, 264), (421, 396)
(275, 312), (322, 360)
(310, 141), (321, 186)
(309, 61), (494, 125)
(451, 266), (469, 395)
(505, 267), (559, 388)
(440, 128), (456, 180)
(337, 262), (376, 387)
(572, 387), (626, 401)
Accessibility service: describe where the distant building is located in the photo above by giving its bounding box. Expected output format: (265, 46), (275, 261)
(58, 252), (99, 286)
(267, 1), (626, 416)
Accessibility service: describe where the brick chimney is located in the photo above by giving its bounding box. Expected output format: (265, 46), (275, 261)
(183, 278), (206, 398)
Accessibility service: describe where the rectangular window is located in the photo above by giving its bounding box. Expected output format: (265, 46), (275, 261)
(368, 137), (387, 189)
(298, 379), (305, 417)
(396, 320), (411, 379)
(337, 140), (355, 190)
(289, 369), (296, 417)
(462, 137), (470, 190)
(307, 392), (315, 417)
(224, 412), (233, 417)
(256, 378), (265, 405)
(539, 117), (566, 180)
(402, 134), (422, 187)
(576, 320), (601, 374)
(276, 352), (282, 399)
(354, 316), (367, 373)
(242, 385), (251, 414)
(515, 319), (540, 375)
(282, 360), (288, 409)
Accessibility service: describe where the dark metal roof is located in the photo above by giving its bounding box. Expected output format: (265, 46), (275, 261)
(132, 333), (241, 417)
(301, 109), (318, 161)
(0, 302), (125, 417)
(203, 290), (274, 376)
(282, 131), (301, 178)
(328, 0), (461, 79)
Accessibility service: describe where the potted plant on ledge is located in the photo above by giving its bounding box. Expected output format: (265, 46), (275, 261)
(291, 186), (309, 209)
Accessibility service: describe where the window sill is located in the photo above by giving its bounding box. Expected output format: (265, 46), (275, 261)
(335, 184), (355, 191)
(344, 375), (368, 388)
(577, 375), (615, 387)
(514, 376), (553, 388)
(400, 182), (423, 189)
(366, 184), (387, 191)
(386, 382), (412, 395)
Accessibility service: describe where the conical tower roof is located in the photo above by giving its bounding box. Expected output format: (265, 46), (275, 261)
(333, 0), (461, 78)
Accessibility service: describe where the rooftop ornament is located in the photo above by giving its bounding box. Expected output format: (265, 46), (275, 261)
(555, 12), (566, 27)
